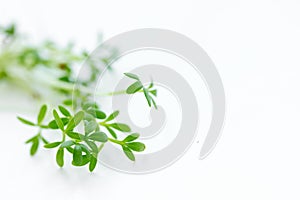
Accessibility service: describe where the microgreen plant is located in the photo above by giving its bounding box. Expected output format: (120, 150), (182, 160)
(18, 101), (144, 171)
(0, 23), (118, 100)
(17, 71), (157, 172)
(0, 23), (158, 172)
(124, 73), (158, 109)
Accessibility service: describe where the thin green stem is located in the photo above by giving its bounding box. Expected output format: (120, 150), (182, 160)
(99, 89), (145, 96)
(108, 138), (124, 145)
(49, 79), (137, 97)
(62, 131), (66, 142)
(99, 121), (106, 126)
(99, 90), (127, 96)
(37, 129), (41, 137)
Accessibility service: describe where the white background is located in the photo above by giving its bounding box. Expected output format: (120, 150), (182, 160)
(1, 0), (300, 199)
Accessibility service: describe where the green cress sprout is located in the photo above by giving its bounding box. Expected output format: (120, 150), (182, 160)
(124, 73), (158, 109)
(0, 23), (158, 172)
(16, 71), (157, 172)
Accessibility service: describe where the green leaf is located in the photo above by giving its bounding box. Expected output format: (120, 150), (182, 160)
(123, 133), (140, 142)
(60, 140), (75, 148)
(105, 110), (119, 122)
(143, 88), (152, 107)
(30, 138), (39, 156)
(95, 110), (106, 119)
(84, 155), (91, 165)
(79, 144), (91, 155)
(63, 99), (72, 106)
(106, 126), (117, 139)
(84, 113), (94, 121)
(37, 104), (47, 124)
(124, 72), (139, 80)
(66, 146), (74, 154)
(58, 105), (71, 117)
(73, 145), (83, 165)
(82, 156), (91, 166)
(110, 123), (131, 132)
(72, 155), (90, 166)
(86, 141), (98, 154)
(148, 80), (154, 89)
(17, 116), (35, 126)
(86, 109), (106, 119)
(82, 101), (98, 110)
(25, 135), (38, 144)
(65, 111), (84, 132)
(44, 141), (62, 148)
(48, 118), (69, 129)
(84, 120), (98, 135)
(89, 156), (97, 172)
(56, 148), (64, 167)
(88, 132), (108, 142)
(126, 142), (146, 152)
(149, 89), (157, 96)
(66, 131), (85, 140)
(122, 146), (135, 161)
(4, 24), (15, 36)
(53, 109), (64, 131)
(41, 137), (49, 144)
(126, 81), (143, 94)
(59, 76), (71, 82)
(95, 124), (100, 132)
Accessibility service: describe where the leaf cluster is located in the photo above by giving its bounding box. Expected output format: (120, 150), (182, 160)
(3, 23), (159, 173)
(0, 23), (118, 101)
(18, 102), (146, 172)
(124, 73), (157, 109)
